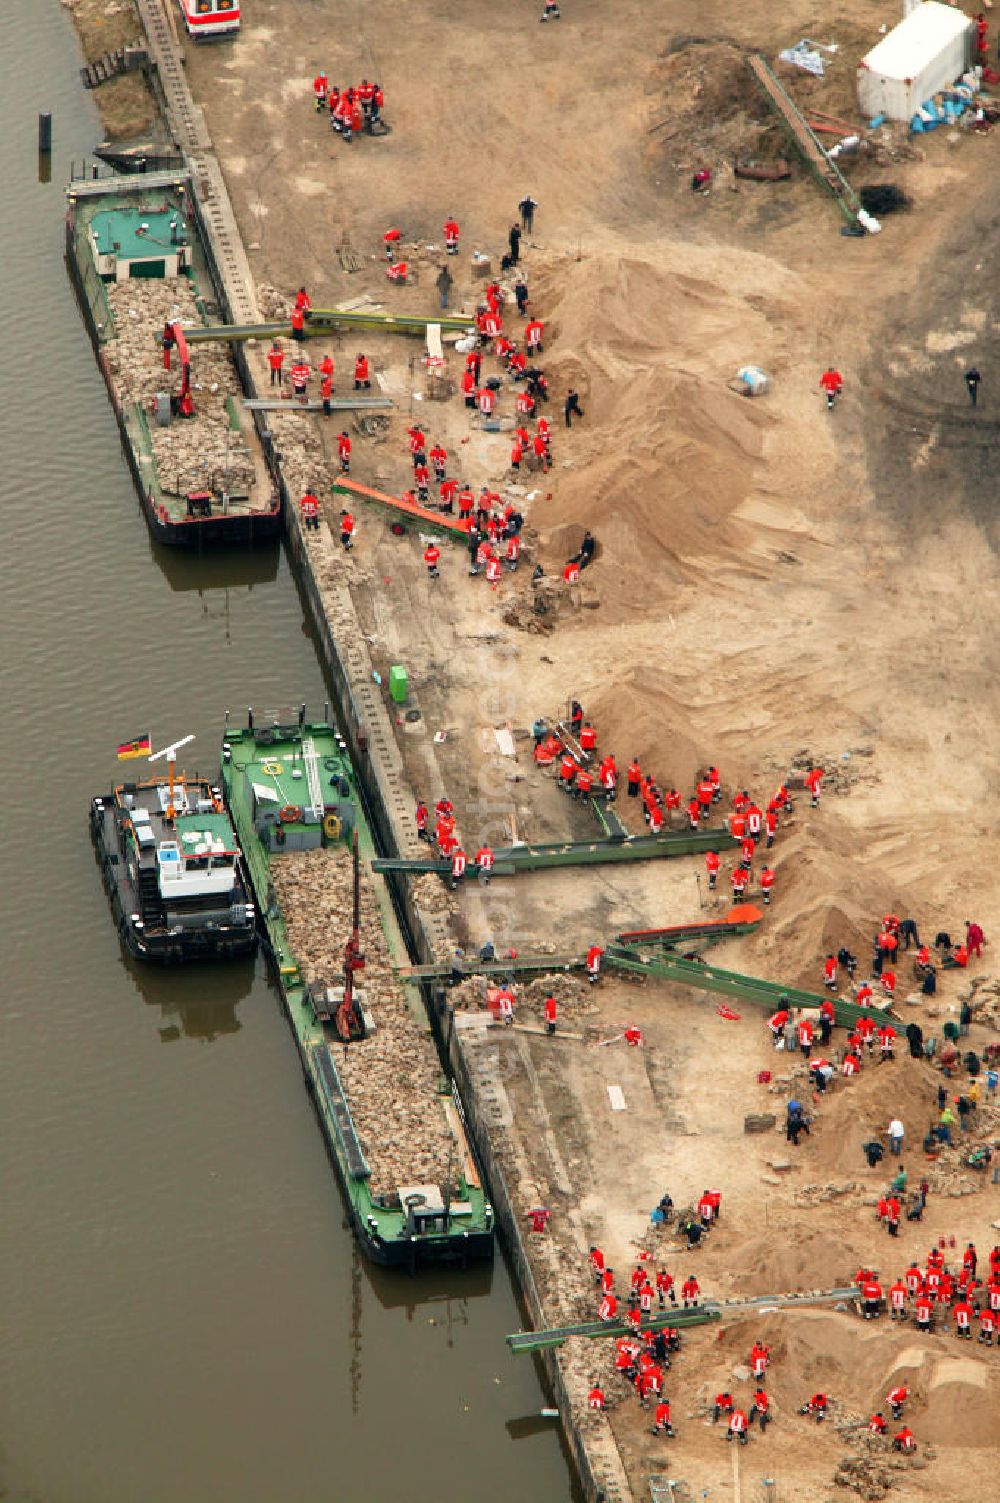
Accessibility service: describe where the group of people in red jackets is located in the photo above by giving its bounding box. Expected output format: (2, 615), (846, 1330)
(312, 72), (385, 140)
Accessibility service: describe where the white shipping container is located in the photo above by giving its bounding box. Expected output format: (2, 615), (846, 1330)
(857, 1), (971, 121)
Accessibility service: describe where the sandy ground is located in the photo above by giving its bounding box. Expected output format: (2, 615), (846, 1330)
(80, 0), (1000, 1496)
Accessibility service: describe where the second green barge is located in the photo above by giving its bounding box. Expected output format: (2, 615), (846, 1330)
(221, 709), (494, 1268)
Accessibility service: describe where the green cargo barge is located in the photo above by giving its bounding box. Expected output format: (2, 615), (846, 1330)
(221, 711), (494, 1268)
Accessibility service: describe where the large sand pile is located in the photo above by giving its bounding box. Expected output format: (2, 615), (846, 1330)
(526, 248), (829, 613)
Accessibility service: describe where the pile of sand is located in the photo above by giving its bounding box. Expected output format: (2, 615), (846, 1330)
(526, 248), (821, 611)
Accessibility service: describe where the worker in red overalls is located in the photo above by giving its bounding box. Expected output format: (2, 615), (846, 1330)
(819, 367), (843, 411)
(299, 492), (320, 532)
(415, 801), (429, 841)
(423, 543), (440, 579)
(443, 217), (460, 255)
(267, 340), (285, 386)
(337, 432), (351, 473)
(354, 353), (370, 389)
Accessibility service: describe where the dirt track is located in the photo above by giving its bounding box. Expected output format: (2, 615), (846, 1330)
(84, 0), (1000, 1496)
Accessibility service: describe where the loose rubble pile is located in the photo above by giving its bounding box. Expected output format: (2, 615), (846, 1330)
(270, 847), (456, 1197)
(104, 278), (256, 497)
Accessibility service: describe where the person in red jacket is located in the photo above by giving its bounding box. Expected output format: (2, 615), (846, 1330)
(800, 1392), (828, 1422)
(525, 317), (545, 353)
(823, 954), (837, 990)
(954, 1299), (974, 1338)
(759, 866), (775, 905)
(888, 1279), (907, 1319)
(914, 1292), (934, 1332)
(428, 442), (447, 481)
(651, 1398), (674, 1436)
(290, 304), (305, 341)
(713, 1392), (734, 1424)
(705, 850), (720, 890)
(727, 1408), (749, 1445)
(339, 510), (355, 550)
(267, 340), (285, 386)
(892, 1427), (916, 1454)
(805, 766), (824, 806)
(414, 462), (430, 501)
(868, 1412), (888, 1434)
(337, 431), (351, 472)
(862, 1277), (883, 1319)
(423, 542), (441, 579)
(887, 1385), (907, 1419)
(300, 491), (320, 531)
(415, 800), (429, 841)
(443, 217), (460, 254)
(748, 1390), (770, 1431)
(586, 944), (604, 984)
(680, 1275), (699, 1308)
(354, 353), (370, 389)
(587, 1383), (605, 1410)
(599, 1293), (618, 1322)
(819, 367), (843, 410)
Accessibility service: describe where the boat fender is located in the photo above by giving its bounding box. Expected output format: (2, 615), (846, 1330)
(323, 812), (342, 841)
(274, 825), (286, 847)
(279, 804), (303, 824)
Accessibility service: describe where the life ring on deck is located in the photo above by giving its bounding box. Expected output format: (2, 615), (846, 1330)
(262, 759), (284, 775)
(279, 804), (303, 824)
(323, 812), (343, 841)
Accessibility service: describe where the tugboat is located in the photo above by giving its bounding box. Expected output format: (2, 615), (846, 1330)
(65, 172), (281, 546)
(221, 707), (494, 1267)
(91, 734), (257, 963)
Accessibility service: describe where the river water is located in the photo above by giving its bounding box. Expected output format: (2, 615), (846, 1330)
(0, 6), (575, 1499)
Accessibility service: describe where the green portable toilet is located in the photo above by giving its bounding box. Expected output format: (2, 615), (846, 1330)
(389, 665), (408, 704)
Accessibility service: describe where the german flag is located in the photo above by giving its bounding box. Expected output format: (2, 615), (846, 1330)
(116, 734), (152, 761)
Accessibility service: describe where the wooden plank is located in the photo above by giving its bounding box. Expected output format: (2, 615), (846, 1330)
(426, 322), (444, 361)
(443, 1098), (481, 1189)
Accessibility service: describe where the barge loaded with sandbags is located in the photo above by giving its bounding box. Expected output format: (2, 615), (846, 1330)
(65, 171), (280, 546)
(221, 709), (495, 1267)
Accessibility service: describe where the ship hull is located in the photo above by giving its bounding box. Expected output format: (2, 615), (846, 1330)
(90, 796), (258, 964)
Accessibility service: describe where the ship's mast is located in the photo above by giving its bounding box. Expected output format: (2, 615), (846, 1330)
(149, 732), (196, 819)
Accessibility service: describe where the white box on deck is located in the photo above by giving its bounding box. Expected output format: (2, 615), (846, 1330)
(857, 1), (971, 120)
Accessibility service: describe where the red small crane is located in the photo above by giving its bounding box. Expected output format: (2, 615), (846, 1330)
(336, 829), (366, 1041)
